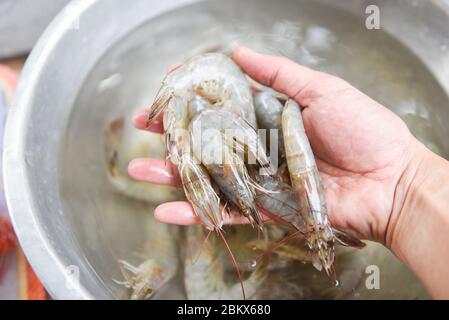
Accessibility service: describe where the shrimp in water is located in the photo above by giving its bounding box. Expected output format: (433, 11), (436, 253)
(184, 225), (266, 300)
(184, 224), (309, 300)
(104, 117), (184, 203)
(117, 210), (180, 300)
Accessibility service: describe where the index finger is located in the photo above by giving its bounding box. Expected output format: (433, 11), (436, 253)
(133, 109), (164, 133)
(154, 201), (271, 226)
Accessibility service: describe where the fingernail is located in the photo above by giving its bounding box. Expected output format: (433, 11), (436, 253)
(155, 202), (199, 226)
(154, 203), (169, 221)
(128, 159), (144, 178)
(133, 109), (148, 123)
(233, 46), (245, 58)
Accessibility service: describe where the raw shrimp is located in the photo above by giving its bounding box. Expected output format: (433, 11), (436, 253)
(147, 53), (270, 298)
(149, 53), (257, 128)
(148, 74), (222, 230)
(282, 99), (335, 276)
(187, 95), (209, 121)
(184, 225), (266, 300)
(104, 117), (184, 203)
(318, 247), (367, 299)
(255, 175), (365, 249)
(254, 91), (285, 164)
(256, 176), (307, 232)
(184, 224), (309, 300)
(256, 246), (366, 299)
(248, 225), (364, 299)
(189, 224), (364, 300)
(147, 53), (272, 228)
(253, 94), (364, 249)
(104, 118), (183, 299)
(248, 227), (311, 266)
(189, 108), (274, 226)
(117, 211), (180, 300)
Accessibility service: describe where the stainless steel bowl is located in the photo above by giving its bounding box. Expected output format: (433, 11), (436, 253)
(4, 0), (449, 299)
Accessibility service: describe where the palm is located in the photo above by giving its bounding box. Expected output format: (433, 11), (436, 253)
(129, 47), (415, 242)
(302, 84), (413, 241)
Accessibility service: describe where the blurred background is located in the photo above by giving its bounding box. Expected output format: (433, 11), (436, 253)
(0, 0), (69, 59)
(0, 0), (70, 300)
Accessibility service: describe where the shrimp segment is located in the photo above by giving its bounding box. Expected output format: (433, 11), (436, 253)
(254, 94), (365, 250)
(147, 53), (273, 229)
(256, 175), (365, 249)
(189, 109), (274, 226)
(254, 91), (285, 162)
(148, 76), (223, 230)
(146, 53), (272, 299)
(282, 99), (336, 276)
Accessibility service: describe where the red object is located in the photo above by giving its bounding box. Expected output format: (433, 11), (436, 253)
(25, 262), (47, 300)
(0, 216), (16, 256)
(0, 64), (47, 299)
(0, 65), (19, 92)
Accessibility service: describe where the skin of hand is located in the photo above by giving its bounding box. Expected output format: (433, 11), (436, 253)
(129, 47), (449, 298)
(129, 46), (415, 242)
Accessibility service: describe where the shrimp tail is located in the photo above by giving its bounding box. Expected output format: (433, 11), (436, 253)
(147, 84), (173, 127)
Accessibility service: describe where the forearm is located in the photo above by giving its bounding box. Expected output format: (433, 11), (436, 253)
(390, 142), (449, 299)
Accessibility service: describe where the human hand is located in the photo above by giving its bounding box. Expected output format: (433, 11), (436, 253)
(129, 47), (424, 244)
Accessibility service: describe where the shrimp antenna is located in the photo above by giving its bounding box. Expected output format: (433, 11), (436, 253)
(191, 229), (213, 265)
(254, 229), (304, 262)
(216, 228), (246, 300)
(255, 189), (308, 232)
(248, 178), (280, 195)
(146, 84), (173, 128)
(257, 205), (300, 231)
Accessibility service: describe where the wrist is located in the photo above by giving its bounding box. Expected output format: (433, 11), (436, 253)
(388, 140), (449, 298)
(386, 139), (429, 250)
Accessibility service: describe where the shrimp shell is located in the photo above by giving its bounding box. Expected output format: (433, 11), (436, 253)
(254, 91), (285, 162)
(282, 99), (335, 276)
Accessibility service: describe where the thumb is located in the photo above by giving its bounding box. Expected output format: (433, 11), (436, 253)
(232, 47), (333, 106)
